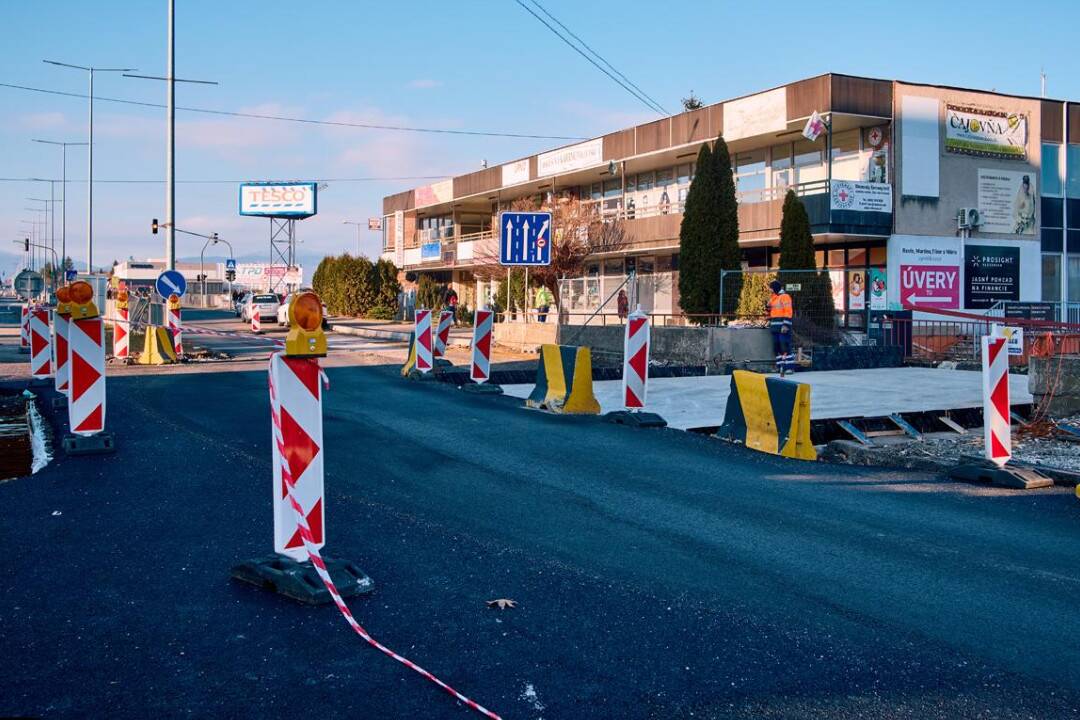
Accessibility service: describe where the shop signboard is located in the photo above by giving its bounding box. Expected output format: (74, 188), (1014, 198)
(964, 245), (1020, 309)
(537, 138), (602, 177)
(1003, 301), (1054, 321)
(414, 180), (453, 207)
(977, 169), (1036, 235)
(502, 159), (530, 187)
(830, 181), (892, 213)
(393, 210), (404, 267)
(893, 236), (961, 310)
(421, 241), (441, 261)
(945, 105), (1027, 160)
(239, 182), (317, 218)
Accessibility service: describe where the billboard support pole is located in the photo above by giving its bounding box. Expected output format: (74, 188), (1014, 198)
(270, 217), (297, 294)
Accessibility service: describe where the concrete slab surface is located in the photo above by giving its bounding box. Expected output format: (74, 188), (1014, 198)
(503, 367), (1034, 430)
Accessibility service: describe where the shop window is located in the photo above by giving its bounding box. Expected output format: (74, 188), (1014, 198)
(771, 144), (792, 190)
(869, 246), (887, 265)
(1042, 254), (1062, 302)
(848, 247), (867, 266)
(656, 168), (674, 187)
(603, 180), (621, 198)
(735, 149), (767, 195)
(1068, 145), (1080, 198)
(1042, 143), (1063, 197)
(603, 259), (623, 276)
(794, 140), (825, 185)
(814, 250), (825, 268)
(637, 172), (655, 191)
(827, 249), (845, 268)
(1070, 255), (1080, 302)
(677, 164), (692, 185)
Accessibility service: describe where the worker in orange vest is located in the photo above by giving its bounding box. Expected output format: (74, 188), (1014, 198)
(767, 280), (794, 376)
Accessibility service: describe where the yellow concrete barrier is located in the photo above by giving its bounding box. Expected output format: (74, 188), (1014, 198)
(526, 344), (600, 415)
(137, 325), (178, 365)
(716, 370), (815, 460)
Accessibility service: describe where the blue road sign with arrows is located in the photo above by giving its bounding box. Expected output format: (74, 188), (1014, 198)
(65, 269), (78, 281)
(155, 269), (187, 299)
(499, 211), (552, 266)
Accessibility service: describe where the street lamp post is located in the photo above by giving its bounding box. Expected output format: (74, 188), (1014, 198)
(32, 140), (88, 278)
(343, 220), (363, 255)
(44, 60), (136, 273)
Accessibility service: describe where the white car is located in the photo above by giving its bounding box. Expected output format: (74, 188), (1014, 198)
(277, 292), (329, 328)
(243, 293), (280, 322)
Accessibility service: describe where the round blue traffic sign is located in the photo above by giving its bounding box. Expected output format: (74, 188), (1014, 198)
(155, 270), (187, 299)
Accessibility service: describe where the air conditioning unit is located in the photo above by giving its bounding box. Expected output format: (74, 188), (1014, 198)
(958, 207), (980, 230)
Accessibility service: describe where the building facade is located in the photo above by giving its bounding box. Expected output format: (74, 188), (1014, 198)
(381, 73), (1078, 324)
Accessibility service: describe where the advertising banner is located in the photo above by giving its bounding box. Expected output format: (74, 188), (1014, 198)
(414, 180), (453, 207)
(394, 210), (404, 267)
(892, 236), (962, 309)
(991, 323), (1025, 356)
(945, 105), (1027, 159)
(977, 169), (1036, 235)
(502, 159), (530, 187)
(964, 244), (1020, 308)
(421, 241), (441, 261)
(537, 138), (603, 177)
(724, 88), (786, 141)
(847, 270), (867, 311)
(235, 264), (303, 290)
(830, 181), (892, 213)
(239, 183), (317, 217)
(868, 267), (887, 310)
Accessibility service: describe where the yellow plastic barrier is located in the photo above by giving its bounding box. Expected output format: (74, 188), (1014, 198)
(400, 332), (417, 377)
(137, 325), (178, 365)
(716, 370), (815, 460)
(526, 344), (600, 415)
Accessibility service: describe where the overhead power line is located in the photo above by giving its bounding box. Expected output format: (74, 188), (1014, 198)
(511, 0), (666, 116)
(0, 81), (587, 141)
(527, 0), (669, 116)
(0, 176), (447, 184)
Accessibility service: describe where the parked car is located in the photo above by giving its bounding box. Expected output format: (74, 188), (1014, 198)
(234, 292), (251, 317)
(277, 291), (329, 329)
(242, 293), (280, 322)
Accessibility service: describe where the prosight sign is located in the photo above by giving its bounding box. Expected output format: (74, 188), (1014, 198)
(239, 182), (318, 218)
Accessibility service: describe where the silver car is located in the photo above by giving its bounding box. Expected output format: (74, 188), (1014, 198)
(243, 293), (280, 322)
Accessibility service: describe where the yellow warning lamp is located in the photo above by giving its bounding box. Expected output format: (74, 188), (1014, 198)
(167, 292), (181, 311)
(68, 280), (99, 320)
(285, 291), (327, 357)
(55, 285), (73, 317)
(116, 288), (129, 310)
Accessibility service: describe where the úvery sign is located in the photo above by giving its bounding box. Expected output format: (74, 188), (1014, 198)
(239, 182), (318, 218)
(900, 265), (959, 309)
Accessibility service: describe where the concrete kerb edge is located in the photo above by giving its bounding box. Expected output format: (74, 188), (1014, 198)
(329, 324), (411, 342)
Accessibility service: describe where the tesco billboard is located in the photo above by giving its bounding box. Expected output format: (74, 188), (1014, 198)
(239, 182), (317, 218)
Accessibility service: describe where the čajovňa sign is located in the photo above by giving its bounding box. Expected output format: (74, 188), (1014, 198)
(945, 105), (1027, 160)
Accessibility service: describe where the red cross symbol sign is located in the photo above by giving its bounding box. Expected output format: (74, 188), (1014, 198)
(838, 189), (849, 202)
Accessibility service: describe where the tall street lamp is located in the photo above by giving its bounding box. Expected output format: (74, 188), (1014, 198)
(27, 197), (60, 277)
(32, 140), (88, 274)
(342, 221), (363, 256)
(44, 59), (136, 273)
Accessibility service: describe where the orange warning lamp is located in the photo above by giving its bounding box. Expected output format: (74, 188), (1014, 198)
(285, 291), (326, 357)
(167, 292), (181, 310)
(68, 280), (99, 320)
(55, 285), (73, 317)
(116, 288), (129, 308)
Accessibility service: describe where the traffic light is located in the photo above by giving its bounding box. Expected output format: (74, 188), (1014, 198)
(151, 218), (159, 234)
(225, 269), (236, 282)
(23, 238), (29, 252)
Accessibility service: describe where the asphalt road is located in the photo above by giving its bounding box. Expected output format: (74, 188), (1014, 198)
(2, 358), (1079, 718)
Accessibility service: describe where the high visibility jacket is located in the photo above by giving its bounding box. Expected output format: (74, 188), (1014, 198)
(768, 292), (793, 320)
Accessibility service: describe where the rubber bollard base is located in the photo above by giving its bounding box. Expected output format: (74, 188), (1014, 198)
(949, 461), (1054, 490)
(51, 397), (68, 410)
(231, 554), (374, 605)
(434, 358), (454, 369)
(462, 382), (503, 395)
(29, 378), (52, 388)
(63, 432), (116, 455)
(604, 410), (668, 428)
(406, 368), (438, 382)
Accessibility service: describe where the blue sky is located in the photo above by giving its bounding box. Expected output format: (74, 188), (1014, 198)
(3, 0), (1078, 278)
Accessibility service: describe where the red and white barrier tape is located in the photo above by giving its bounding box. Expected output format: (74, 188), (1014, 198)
(267, 354), (502, 720)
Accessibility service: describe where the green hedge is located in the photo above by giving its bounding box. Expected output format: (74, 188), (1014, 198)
(312, 255), (401, 318)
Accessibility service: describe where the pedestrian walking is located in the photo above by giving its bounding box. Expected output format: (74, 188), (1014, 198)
(445, 287), (459, 324)
(767, 280), (794, 376)
(535, 284), (554, 323)
(617, 289), (629, 321)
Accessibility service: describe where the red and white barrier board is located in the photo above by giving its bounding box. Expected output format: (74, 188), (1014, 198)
(68, 316), (106, 435)
(415, 309), (433, 373)
(20, 303), (30, 349)
(113, 305), (129, 359)
(622, 307), (650, 410)
(54, 310), (71, 393)
(981, 333), (1011, 467)
(470, 309), (493, 383)
(269, 353), (325, 561)
(433, 310), (452, 358)
(251, 307), (261, 333)
(29, 307), (53, 378)
(166, 301), (183, 357)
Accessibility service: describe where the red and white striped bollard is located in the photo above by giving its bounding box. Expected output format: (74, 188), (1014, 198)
(251, 306), (261, 333)
(470, 309), (493, 383)
(414, 309), (433, 373)
(29, 306), (53, 379)
(113, 291), (130, 360)
(166, 294), (183, 358)
(622, 306), (650, 410)
(20, 302), (30, 351)
(433, 309), (452, 358)
(981, 332), (1010, 467)
(67, 282), (107, 436)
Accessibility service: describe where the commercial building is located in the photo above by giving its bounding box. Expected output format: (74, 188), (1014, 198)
(381, 73), (1078, 325)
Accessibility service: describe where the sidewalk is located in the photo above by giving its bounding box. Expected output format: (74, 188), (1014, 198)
(329, 317), (473, 344)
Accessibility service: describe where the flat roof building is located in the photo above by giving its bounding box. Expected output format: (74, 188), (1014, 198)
(381, 73), (1078, 326)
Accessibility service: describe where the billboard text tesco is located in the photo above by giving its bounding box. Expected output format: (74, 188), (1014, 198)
(239, 182), (318, 218)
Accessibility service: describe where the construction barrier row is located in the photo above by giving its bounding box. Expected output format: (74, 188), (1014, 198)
(526, 344), (600, 415)
(138, 326), (179, 365)
(716, 370), (816, 460)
